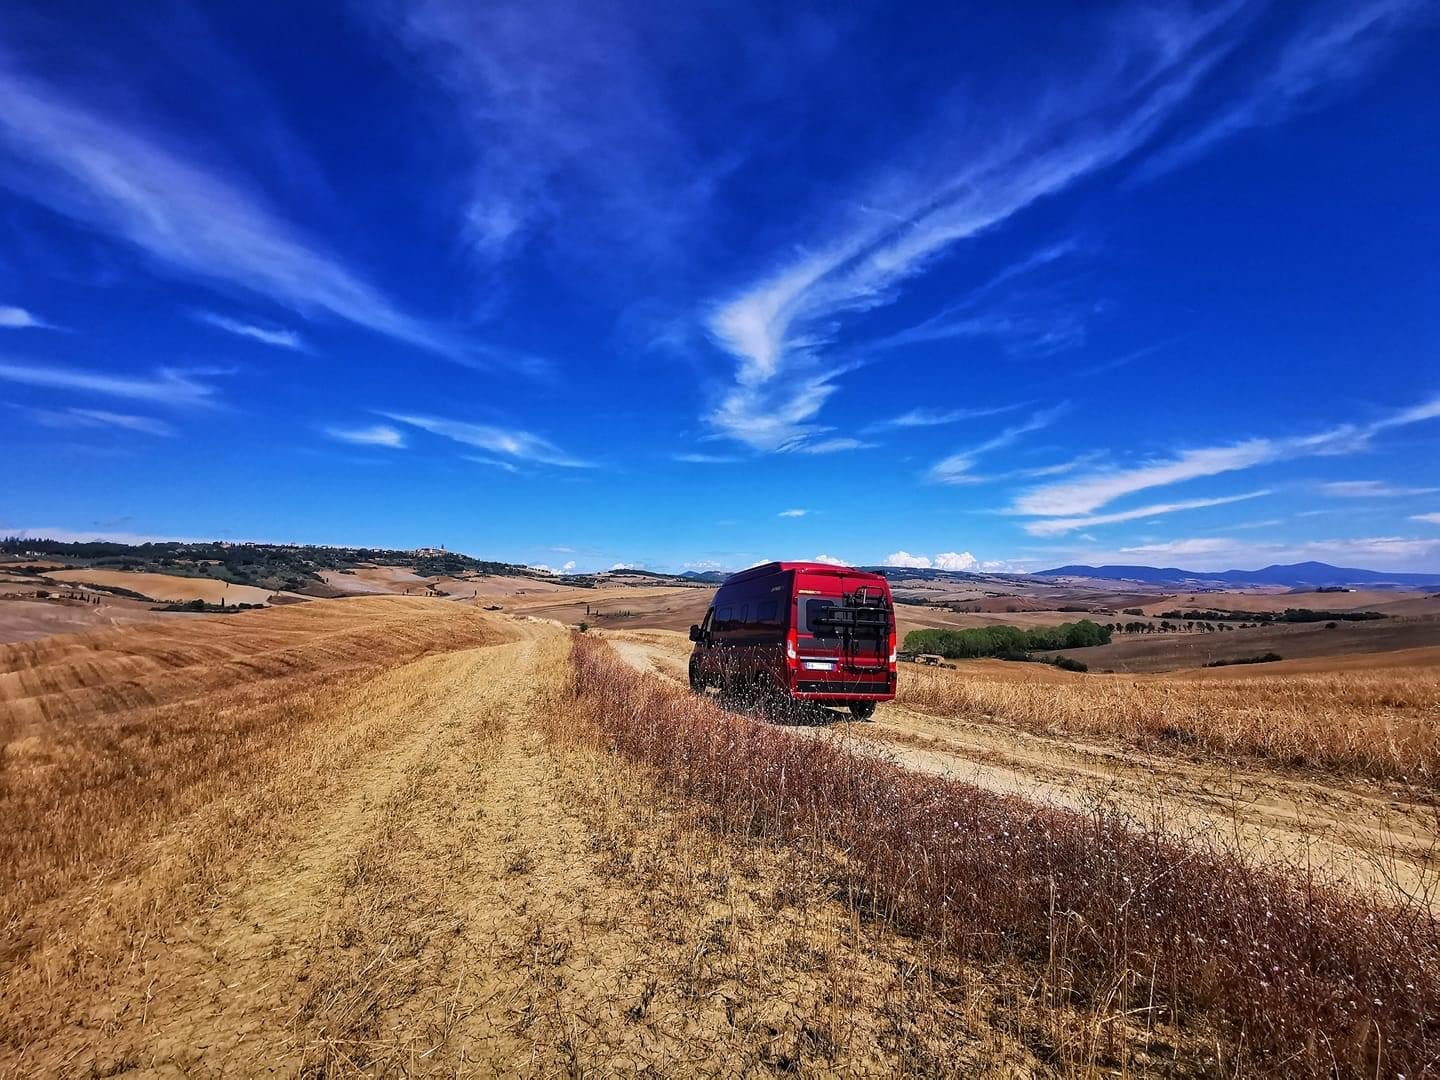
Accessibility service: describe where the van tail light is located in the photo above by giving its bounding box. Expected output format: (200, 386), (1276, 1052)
(888, 626), (897, 667)
(786, 625), (798, 668)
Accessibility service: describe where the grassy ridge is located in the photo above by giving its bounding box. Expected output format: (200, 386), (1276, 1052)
(568, 634), (1440, 1076)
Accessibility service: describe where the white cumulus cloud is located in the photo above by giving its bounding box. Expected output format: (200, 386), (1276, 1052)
(884, 551), (932, 569)
(933, 551), (979, 572)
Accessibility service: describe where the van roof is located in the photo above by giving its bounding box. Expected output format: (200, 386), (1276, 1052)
(720, 561), (889, 586)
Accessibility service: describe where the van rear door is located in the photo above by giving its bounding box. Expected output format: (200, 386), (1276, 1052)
(794, 570), (889, 681)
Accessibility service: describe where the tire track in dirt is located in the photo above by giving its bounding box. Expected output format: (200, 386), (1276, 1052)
(7, 626), (550, 1076)
(337, 632), (1044, 1075)
(606, 629), (1440, 905)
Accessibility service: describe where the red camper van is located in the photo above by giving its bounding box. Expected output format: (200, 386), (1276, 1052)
(687, 561), (897, 719)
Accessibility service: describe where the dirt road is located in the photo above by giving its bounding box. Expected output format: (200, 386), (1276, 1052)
(606, 630), (1440, 905)
(6, 616), (1043, 1075)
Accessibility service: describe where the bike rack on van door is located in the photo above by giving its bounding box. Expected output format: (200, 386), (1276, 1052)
(810, 589), (891, 674)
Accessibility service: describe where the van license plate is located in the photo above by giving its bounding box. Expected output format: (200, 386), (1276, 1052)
(802, 661), (835, 671)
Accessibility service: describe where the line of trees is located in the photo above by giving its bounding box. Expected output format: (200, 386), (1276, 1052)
(1116, 620), (1238, 634)
(1158, 607), (1384, 623)
(904, 619), (1111, 660)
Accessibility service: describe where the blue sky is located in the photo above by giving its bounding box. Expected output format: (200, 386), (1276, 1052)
(2, 1), (1438, 574)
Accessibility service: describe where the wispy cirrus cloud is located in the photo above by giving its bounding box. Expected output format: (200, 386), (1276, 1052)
(778, 508), (807, 518)
(703, 3), (1425, 455)
(383, 412), (591, 468)
(866, 402), (1028, 432)
(0, 305), (60, 330)
(464, 455), (521, 474)
(792, 437), (876, 455)
(705, 6), (1242, 451)
(927, 406), (1066, 485)
(673, 452), (742, 464)
(1413, 513), (1440, 526)
(11, 403), (176, 436)
(324, 423), (406, 449)
(1323, 480), (1440, 498)
(877, 299), (1095, 358)
(0, 61), (453, 356)
(32, 407), (176, 436)
(1012, 396), (1440, 526)
(1143, 0), (1431, 177)
(0, 359), (222, 407)
(195, 311), (306, 351)
(380, 0), (708, 262)
(1023, 490), (1271, 537)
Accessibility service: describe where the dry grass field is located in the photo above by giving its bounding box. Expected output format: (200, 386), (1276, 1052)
(608, 629), (1440, 902)
(4, 600), (1439, 1075)
(0, 594), (170, 644)
(1049, 613), (1440, 672)
(897, 655), (1440, 784)
(573, 636), (1440, 1075)
(1142, 588), (1440, 617)
(0, 600), (1090, 1075)
(503, 585), (712, 631)
(43, 569), (282, 605)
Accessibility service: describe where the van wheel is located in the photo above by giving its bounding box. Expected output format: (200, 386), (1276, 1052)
(849, 702), (876, 721)
(688, 662), (704, 693)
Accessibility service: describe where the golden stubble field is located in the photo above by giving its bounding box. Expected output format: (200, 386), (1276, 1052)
(3, 598), (1439, 1075)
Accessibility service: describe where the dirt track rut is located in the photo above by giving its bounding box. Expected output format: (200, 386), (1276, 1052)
(9, 629), (560, 1074)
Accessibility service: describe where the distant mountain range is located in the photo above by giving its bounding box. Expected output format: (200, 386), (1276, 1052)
(1037, 561), (1440, 589)
(679, 570), (730, 584)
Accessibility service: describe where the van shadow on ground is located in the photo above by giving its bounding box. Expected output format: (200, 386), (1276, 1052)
(699, 688), (857, 728)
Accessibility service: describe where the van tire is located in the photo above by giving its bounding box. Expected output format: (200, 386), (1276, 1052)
(688, 662), (704, 693)
(849, 702), (876, 721)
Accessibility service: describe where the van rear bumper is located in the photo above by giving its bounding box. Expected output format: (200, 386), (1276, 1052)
(791, 675), (896, 701)
(792, 690), (896, 703)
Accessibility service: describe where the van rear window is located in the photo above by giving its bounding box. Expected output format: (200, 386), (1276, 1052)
(802, 598), (838, 638)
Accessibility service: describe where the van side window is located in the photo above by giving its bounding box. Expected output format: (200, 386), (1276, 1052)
(756, 599), (778, 623)
(701, 608), (714, 633)
(715, 606), (733, 631)
(739, 603), (749, 625)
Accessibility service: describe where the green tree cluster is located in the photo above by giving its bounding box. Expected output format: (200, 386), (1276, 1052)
(903, 619), (1111, 660)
